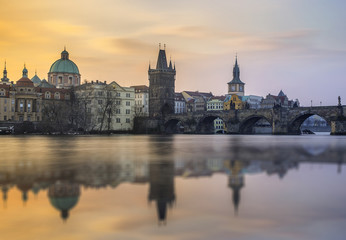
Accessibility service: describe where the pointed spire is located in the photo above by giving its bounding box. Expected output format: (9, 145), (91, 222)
(148, 61), (151, 71)
(64, 45), (66, 51)
(174, 62), (176, 71)
(22, 63), (28, 78)
(156, 46), (168, 69)
(1, 61), (9, 82)
(4, 60), (6, 70)
(169, 57), (172, 70)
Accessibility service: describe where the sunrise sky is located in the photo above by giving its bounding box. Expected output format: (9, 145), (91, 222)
(0, 0), (345, 106)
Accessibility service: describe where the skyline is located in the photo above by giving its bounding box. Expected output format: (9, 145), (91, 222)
(1, 0), (346, 106)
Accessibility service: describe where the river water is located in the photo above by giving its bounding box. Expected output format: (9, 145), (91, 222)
(0, 135), (345, 240)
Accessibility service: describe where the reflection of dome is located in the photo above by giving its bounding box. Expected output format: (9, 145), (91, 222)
(48, 181), (80, 220)
(48, 49), (80, 74)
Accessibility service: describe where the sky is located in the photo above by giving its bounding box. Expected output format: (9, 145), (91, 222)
(0, 0), (346, 106)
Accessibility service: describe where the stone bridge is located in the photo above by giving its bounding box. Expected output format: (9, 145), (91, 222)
(163, 105), (346, 135)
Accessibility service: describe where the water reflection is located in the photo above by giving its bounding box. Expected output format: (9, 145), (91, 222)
(0, 135), (345, 226)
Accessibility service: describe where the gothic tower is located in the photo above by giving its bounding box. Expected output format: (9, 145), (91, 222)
(227, 55), (245, 96)
(148, 45), (176, 118)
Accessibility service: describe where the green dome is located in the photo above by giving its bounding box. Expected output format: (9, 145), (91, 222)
(49, 196), (79, 211)
(49, 59), (80, 74)
(48, 49), (80, 74)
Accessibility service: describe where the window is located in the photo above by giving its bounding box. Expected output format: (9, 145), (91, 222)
(65, 94), (70, 100)
(98, 100), (103, 104)
(54, 92), (60, 100)
(27, 116), (31, 121)
(4, 106), (6, 112)
(126, 109), (130, 114)
(12, 99), (14, 105)
(126, 93), (130, 98)
(58, 76), (63, 84)
(98, 91), (103, 96)
(87, 108), (91, 113)
(37, 116), (40, 121)
(126, 118), (130, 123)
(69, 77), (73, 85)
(116, 92), (121, 97)
(116, 109), (121, 114)
(126, 101), (130, 106)
(45, 92), (51, 99)
(116, 118), (121, 123)
(116, 100), (121, 105)
(20, 102), (24, 112)
(27, 103), (31, 112)
(4, 116), (7, 121)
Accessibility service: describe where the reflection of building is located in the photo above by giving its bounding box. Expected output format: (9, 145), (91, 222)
(48, 181), (80, 221)
(149, 160), (175, 225)
(48, 48), (81, 88)
(225, 160), (245, 215)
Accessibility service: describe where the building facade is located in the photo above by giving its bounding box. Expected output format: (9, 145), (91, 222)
(148, 46), (176, 118)
(261, 90), (299, 109)
(182, 91), (213, 112)
(75, 81), (135, 132)
(207, 96), (226, 111)
(131, 85), (149, 117)
(174, 92), (186, 114)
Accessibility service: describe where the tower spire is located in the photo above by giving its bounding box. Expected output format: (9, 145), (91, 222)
(22, 63), (28, 78)
(1, 61), (9, 82)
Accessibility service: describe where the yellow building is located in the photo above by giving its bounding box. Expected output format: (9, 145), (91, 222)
(224, 94), (246, 110)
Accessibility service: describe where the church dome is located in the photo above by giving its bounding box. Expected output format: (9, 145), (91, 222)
(48, 49), (80, 75)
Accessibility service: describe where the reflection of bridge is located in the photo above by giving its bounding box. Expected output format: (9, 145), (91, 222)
(164, 105), (346, 134)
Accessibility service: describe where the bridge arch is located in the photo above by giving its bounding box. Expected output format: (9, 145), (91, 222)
(196, 114), (227, 134)
(164, 118), (186, 134)
(288, 112), (331, 134)
(239, 115), (272, 134)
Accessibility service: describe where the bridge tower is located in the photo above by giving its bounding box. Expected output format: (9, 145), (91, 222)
(148, 44), (176, 118)
(227, 55), (245, 96)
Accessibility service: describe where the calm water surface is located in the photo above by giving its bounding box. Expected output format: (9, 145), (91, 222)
(0, 134), (345, 240)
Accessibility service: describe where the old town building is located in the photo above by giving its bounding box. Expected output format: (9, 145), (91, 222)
(74, 80), (135, 132)
(261, 90), (299, 109)
(174, 92), (186, 114)
(131, 85), (149, 116)
(182, 91), (213, 112)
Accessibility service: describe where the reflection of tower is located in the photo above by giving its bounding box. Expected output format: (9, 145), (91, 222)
(148, 45), (176, 118)
(2, 185), (10, 207)
(48, 181), (80, 221)
(148, 160), (175, 225)
(17, 182), (33, 205)
(227, 160), (244, 216)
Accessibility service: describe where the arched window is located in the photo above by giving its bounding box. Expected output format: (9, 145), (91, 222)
(45, 91), (51, 99)
(55, 92), (60, 100)
(0, 89), (4, 96)
(65, 93), (70, 100)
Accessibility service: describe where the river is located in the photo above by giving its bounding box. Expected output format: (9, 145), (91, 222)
(0, 135), (345, 240)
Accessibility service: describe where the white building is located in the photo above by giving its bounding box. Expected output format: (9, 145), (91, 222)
(175, 92), (186, 114)
(75, 80), (135, 132)
(131, 85), (149, 116)
(207, 96), (225, 111)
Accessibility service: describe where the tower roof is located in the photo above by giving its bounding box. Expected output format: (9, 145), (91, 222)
(156, 49), (168, 69)
(228, 56), (244, 85)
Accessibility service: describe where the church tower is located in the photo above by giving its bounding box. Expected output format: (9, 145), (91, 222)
(148, 44), (176, 118)
(1, 61), (10, 83)
(227, 56), (245, 96)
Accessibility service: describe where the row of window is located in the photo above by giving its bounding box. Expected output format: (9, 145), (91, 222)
(1, 115), (40, 121)
(97, 118), (131, 123)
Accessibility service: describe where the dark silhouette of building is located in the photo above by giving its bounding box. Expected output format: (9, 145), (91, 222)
(148, 45), (176, 118)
